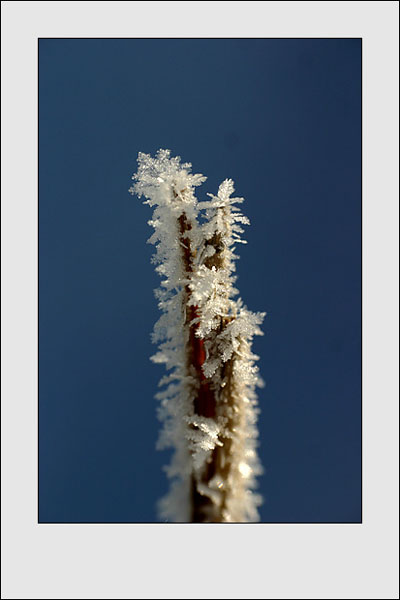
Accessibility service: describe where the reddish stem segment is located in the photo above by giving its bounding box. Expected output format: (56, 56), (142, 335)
(178, 214), (215, 419)
(178, 212), (219, 522)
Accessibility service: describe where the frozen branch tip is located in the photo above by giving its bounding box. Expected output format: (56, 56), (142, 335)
(130, 149), (265, 523)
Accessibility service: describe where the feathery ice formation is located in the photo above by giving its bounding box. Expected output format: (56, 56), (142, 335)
(130, 149), (265, 522)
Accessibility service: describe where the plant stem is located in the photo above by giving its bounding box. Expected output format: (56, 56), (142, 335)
(177, 212), (220, 521)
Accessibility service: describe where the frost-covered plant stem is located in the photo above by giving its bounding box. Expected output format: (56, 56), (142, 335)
(176, 209), (218, 520)
(130, 150), (265, 522)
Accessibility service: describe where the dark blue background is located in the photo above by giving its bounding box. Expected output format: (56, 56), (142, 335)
(39, 39), (361, 522)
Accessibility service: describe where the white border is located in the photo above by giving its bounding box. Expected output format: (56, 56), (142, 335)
(2, 2), (399, 598)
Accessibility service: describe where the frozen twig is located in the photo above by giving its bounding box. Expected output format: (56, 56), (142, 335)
(130, 150), (265, 522)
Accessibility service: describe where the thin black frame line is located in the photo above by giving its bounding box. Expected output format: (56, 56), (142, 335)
(37, 36), (40, 527)
(38, 521), (363, 525)
(38, 36), (362, 40)
(37, 37), (363, 525)
(360, 34), (363, 525)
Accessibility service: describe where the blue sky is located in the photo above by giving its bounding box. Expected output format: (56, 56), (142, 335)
(39, 38), (361, 522)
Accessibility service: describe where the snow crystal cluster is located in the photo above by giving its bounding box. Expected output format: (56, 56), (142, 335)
(130, 149), (265, 522)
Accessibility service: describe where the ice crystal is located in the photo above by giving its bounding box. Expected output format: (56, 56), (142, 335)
(130, 149), (265, 522)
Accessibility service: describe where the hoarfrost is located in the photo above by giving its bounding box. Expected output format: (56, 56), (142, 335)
(130, 150), (265, 522)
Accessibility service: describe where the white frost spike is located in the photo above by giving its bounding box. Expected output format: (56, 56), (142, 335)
(185, 415), (223, 472)
(130, 150), (265, 522)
